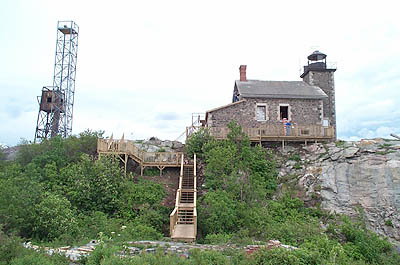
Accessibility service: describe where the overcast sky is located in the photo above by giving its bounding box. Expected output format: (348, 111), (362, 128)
(1, 0), (399, 146)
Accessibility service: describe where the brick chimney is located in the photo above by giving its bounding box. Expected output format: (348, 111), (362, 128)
(239, 65), (247, 81)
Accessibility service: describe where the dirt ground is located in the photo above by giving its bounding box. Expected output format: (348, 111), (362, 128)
(141, 168), (181, 208)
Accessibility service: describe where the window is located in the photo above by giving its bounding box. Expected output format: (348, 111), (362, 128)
(47, 97), (52, 103)
(280, 106), (288, 120)
(256, 105), (267, 120)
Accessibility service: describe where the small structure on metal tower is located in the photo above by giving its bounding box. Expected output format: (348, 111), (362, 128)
(35, 21), (79, 142)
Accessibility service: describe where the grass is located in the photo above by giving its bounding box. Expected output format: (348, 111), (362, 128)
(376, 150), (395, 155)
(278, 174), (298, 184)
(293, 162), (302, 170)
(143, 168), (160, 176)
(288, 153), (301, 161)
(335, 140), (345, 147)
(385, 219), (393, 227)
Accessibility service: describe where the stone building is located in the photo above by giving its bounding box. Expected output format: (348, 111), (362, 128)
(204, 51), (337, 141)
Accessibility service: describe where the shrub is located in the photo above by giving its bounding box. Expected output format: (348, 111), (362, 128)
(0, 228), (23, 265)
(33, 193), (77, 241)
(185, 128), (213, 159)
(204, 233), (233, 244)
(9, 250), (69, 265)
(189, 248), (230, 265)
(198, 190), (240, 235)
(385, 219), (393, 227)
(119, 178), (166, 220)
(288, 153), (301, 161)
(122, 223), (162, 241)
(86, 244), (121, 265)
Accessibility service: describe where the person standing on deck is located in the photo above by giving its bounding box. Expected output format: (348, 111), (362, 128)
(284, 119), (291, 136)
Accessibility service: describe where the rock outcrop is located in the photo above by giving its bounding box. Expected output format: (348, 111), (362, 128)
(134, 137), (184, 153)
(279, 139), (400, 242)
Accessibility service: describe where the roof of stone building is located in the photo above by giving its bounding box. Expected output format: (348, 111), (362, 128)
(235, 80), (328, 99)
(206, 100), (246, 113)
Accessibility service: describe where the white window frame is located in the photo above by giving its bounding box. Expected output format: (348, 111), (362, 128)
(277, 103), (291, 121)
(256, 103), (268, 121)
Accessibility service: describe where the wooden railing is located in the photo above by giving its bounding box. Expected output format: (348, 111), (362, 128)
(207, 124), (334, 140)
(169, 207), (178, 237)
(97, 138), (183, 166)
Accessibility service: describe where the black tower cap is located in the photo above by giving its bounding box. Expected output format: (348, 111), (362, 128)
(307, 50), (327, 61)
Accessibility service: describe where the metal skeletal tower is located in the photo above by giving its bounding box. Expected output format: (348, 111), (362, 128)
(34, 21), (79, 142)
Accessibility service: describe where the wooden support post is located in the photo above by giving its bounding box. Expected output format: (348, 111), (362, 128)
(140, 165), (144, 176)
(124, 154), (128, 176)
(158, 166), (165, 177)
(194, 154), (197, 177)
(282, 140), (285, 150)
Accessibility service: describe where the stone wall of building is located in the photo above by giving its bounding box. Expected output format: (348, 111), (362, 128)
(207, 98), (323, 128)
(303, 70), (336, 138)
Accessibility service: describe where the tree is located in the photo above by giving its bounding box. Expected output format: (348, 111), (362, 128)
(198, 190), (241, 235)
(33, 193), (77, 241)
(203, 121), (277, 203)
(185, 128), (213, 159)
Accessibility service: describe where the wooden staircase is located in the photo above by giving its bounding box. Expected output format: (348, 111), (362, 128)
(170, 154), (197, 242)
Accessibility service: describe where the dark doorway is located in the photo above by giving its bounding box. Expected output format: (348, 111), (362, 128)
(280, 106), (288, 120)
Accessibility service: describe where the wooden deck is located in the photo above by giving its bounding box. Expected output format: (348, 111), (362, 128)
(188, 124), (334, 143)
(172, 224), (195, 240)
(97, 138), (183, 176)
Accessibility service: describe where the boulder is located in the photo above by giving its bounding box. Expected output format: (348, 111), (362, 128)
(343, 147), (359, 158)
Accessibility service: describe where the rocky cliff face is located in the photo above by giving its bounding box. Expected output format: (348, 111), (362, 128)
(278, 139), (400, 242)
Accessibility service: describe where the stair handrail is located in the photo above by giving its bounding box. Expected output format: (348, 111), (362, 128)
(180, 153), (184, 176)
(193, 153), (197, 177)
(170, 153), (185, 237)
(193, 207), (197, 238)
(169, 207), (178, 236)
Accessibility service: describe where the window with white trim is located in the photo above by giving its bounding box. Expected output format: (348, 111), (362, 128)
(256, 104), (267, 121)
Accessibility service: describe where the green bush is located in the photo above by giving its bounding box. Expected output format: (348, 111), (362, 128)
(0, 167), (42, 237)
(33, 192), (77, 241)
(9, 250), (69, 265)
(0, 228), (23, 265)
(60, 155), (125, 215)
(288, 153), (301, 161)
(86, 244), (121, 265)
(338, 216), (396, 264)
(143, 167), (160, 176)
(198, 190), (240, 235)
(249, 247), (320, 265)
(189, 248), (230, 265)
(123, 222), (163, 241)
(185, 128), (213, 159)
(204, 233), (233, 244)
